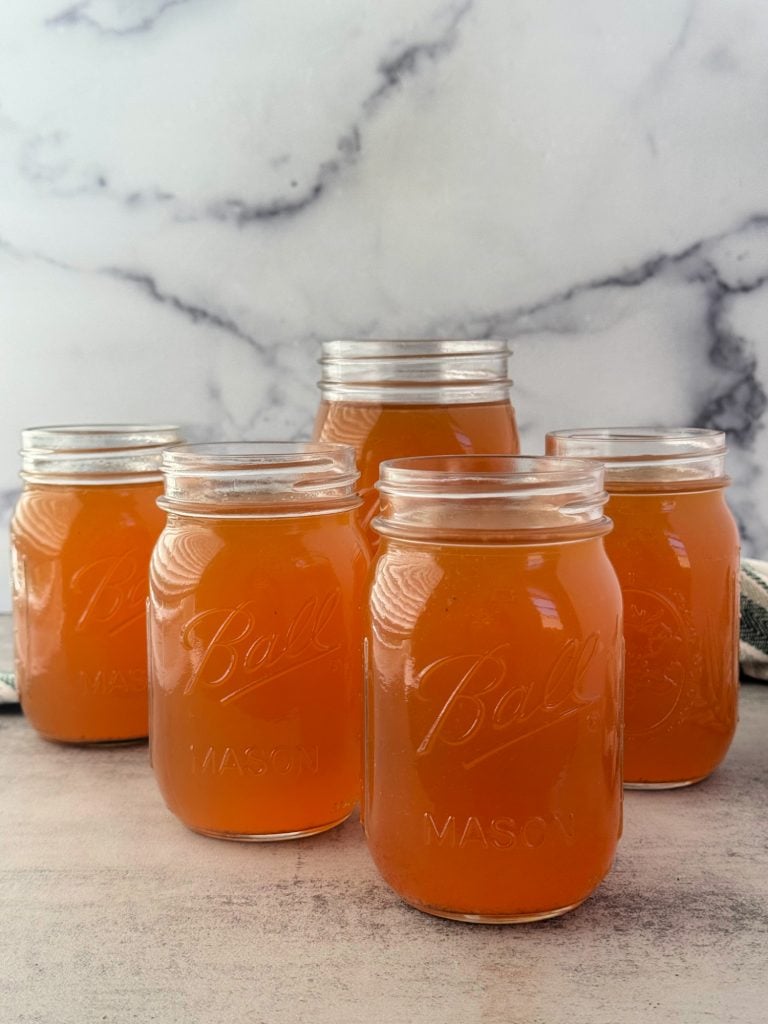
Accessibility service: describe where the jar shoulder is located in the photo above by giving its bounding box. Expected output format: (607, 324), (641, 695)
(151, 516), (369, 595)
(12, 483), (164, 554)
(369, 541), (622, 637)
(606, 490), (740, 557)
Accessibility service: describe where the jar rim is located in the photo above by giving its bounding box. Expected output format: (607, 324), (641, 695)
(22, 423), (182, 451)
(378, 454), (604, 496)
(546, 427), (727, 486)
(160, 441), (361, 515)
(20, 423), (183, 483)
(319, 339), (512, 404)
(374, 455), (609, 541)
(546, 426), (726, 459)
(321, 339), (509, 360)
(162, 441), (357, 474)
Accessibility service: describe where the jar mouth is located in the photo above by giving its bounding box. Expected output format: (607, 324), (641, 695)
(374, 455), (610, 541)
(160, 441), (361, 515)
(21, 423), (183, 483)
(378, 455), (604, 497)
(22, 424), (182, 450)
(546, 427), (727, 486)
(321, 339), (509, 360)
(319, 339), (512, 405)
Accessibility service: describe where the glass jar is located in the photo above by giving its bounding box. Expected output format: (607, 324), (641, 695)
(148, 442), (370, 841)
(546, 428), (739, 788)
(364, 456), (623, 923)
(11, 424), (181, 743)
(313, 340), (520, 538)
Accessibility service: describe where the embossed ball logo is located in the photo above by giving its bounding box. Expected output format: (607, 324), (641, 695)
(179, 592), (342, 703)
(412, 635), (602, 769)
(623, 588), (689, 735)
(72, 550), (147, 636)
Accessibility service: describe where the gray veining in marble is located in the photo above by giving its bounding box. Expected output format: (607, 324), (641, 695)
(1, 1), (767, 608)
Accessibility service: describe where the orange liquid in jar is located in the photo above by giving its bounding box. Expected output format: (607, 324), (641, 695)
(313, 400), (520, 534)
(149, 511), (369, 839)
(365, 537), (623, 921)
(11, 482), (165, 743)
(605, 487), (739, 786)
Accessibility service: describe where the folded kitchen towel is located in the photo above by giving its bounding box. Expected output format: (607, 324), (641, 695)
(740, 558), (768, 681)
(0, 671), (17, 705)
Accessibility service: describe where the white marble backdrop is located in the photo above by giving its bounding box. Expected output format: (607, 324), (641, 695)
(1, 0), (767, 608)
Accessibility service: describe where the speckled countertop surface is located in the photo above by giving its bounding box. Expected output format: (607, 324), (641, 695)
(1, 616), (766, 1024)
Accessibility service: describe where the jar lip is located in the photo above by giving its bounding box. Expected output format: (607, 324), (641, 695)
(22, 423), (182, 451)
(319, 340), (512, 404)
(20, 423), (183, 483)
(378, 454), (604, 497)
(162, 441), (356, 475)
(375, 455), (609, 540)
(159, 441), (360, 512)
(546, 426), (727, 460)
(321, 339), (509, 360)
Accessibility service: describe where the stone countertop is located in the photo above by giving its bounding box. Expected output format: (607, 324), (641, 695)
(1, 617), (766, 1024)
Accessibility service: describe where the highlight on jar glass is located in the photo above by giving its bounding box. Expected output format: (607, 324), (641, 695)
(546, 428), (739, 789)
(148, 442), (370, 841)
(11, 424), (182, 744)
(364, 456), (623, 924)
(312, 340), (520, 538)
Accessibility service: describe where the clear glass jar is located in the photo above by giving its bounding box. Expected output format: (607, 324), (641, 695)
(364, 456), (623, 923)
(11, 424), (181, 743)
(313, 340), (520, 538)
(546, 428), (739, 788)
(148, 442), (370, 840)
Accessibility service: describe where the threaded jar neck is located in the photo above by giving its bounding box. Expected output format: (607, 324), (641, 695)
(373, 455), (610, 543)
(546, 428), (728, 492)
(318, 339), (512, 405)
(20, 424), (182, 484)
(159, 442), (361, 518)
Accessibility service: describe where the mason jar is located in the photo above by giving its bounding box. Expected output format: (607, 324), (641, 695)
(364, 455), (623, 923)
(547, 428), (739, 788)
(313, 340), (520, 538)
(148, 442), (370, 840)
(11, 424), (181, 743)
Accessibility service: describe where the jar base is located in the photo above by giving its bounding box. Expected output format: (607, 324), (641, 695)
(38, 732), (148, 748)
(401, 896), (586, 925)
(187, 811), (352, 843)
(624, 775), (708, 790)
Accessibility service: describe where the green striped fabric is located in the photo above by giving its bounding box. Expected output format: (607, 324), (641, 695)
(740, 558), (768, 681)
(0, 671), (16, 705)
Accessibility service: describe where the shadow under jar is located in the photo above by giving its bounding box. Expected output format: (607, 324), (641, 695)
(11, 424), (181, 744)
(546, 428), (740, 789)
(364, 456), (623, 923)
(312, 340), (520, 540)
(148, 443), (370, 841)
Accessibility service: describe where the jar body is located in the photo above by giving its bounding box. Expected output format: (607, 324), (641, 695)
(11, 481), (165, 743)
(149, 510), (369, 839)
(605, 488), (739, 786)
(313, 400), (520, 534)
(365, 536), (623, 922)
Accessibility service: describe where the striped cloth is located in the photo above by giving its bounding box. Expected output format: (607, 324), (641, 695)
(0, 671), (16, 705)
(740, 558), (768, 681)
(0, 561), (766, 702)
